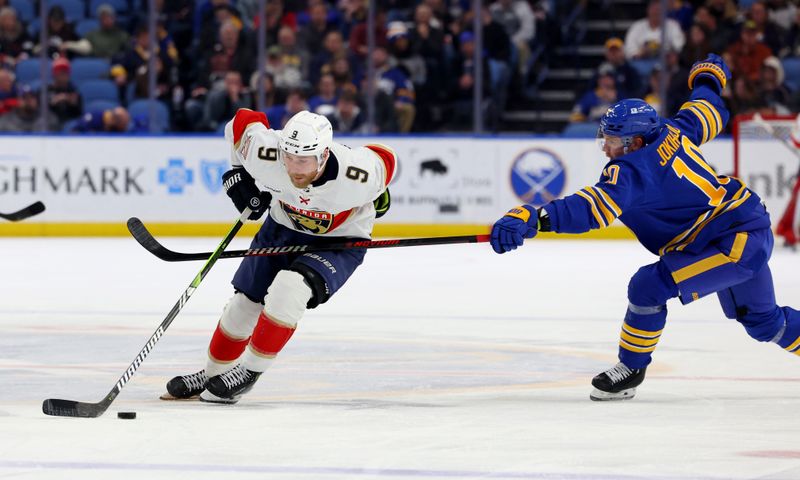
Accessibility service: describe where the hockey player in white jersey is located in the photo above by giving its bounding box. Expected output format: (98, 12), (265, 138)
(164, 109), (396, 403)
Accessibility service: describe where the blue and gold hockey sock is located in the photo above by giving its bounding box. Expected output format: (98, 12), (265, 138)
(618, 304), (667, 369)
(776, 306), (800, 356)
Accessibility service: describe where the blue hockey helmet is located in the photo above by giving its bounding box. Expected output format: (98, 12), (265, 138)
(598, 99), (661, 153)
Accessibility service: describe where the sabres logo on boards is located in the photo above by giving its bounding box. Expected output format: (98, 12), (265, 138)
(509, 148), (567, 207)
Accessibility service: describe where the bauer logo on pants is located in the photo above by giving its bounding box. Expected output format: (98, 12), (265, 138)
(509, 148), (566, 207)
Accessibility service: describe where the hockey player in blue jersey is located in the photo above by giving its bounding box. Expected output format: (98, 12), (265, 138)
(490, 54), (800, 401)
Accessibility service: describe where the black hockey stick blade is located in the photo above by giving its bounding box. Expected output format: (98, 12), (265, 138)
(127, 216), (491, 262)
(42, 397), (110, 418)
(0, 201), (45, 222)
(43, 210), (250, 418)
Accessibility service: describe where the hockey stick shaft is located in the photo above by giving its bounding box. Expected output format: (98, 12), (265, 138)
(0, 201), (45, 221)
(41, 209), (251, 418)
(127, 217), (490, 262)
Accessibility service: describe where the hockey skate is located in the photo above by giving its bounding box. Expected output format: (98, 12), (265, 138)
(200, 364), (262, 404)
(590, 362), (646, 401)
(161, 369), (208, 400)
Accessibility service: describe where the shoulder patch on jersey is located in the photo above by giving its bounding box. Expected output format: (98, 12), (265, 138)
(365, 144), (397, 187)
(232, 109), (270, 147)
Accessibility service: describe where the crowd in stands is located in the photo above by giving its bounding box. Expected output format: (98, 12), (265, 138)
(570, 0), (800, 132)
(0, 0), (797, 135)
(0, 0), (555, 134)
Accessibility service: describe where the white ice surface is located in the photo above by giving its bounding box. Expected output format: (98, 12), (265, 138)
(0, 236), (799, 480)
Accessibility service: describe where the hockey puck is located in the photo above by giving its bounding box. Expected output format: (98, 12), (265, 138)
(117, 411), (137, 419)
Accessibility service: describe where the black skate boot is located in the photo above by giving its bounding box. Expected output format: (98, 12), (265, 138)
(590, 362), (647, 401)
(162, 369), (208, 400)
(200, 365), (262, 404)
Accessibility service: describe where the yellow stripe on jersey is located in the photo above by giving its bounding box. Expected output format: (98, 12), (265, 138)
(659, 185), (749, 255)
(694, 99), (723, 136)
(671, 232), (748, 284)
(575, 190), (607, 227)
(585, 187), (615, 226)
(692, 101), (721, 139)
(620, 331), (660, 347)
(594, 186), (622, 217)
(687, 105), (711, 144)
(619, 340), (658, 353)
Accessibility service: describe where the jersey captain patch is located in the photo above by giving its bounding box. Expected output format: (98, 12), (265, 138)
(280, 202), (354, 234)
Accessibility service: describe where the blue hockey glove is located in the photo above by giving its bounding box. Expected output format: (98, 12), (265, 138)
(222, 166), (271, 220)
(688, 53), (730, 93)
(490, 205), (539, 254)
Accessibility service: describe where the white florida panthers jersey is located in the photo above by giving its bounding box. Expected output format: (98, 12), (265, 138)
(224, 111), (396, 239)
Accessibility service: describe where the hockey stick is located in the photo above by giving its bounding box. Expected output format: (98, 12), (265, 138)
(127, 217), (490, 262)
(0, 201), (45, 221)
(42, 209), (251, 418)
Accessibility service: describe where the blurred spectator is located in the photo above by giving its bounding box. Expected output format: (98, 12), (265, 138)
(725, 19), (773, 83)
(85, 4), (130, 59)
(327, 89), (366, 133)
(248, 71), (277, 110)
(308, 73), (338, 115)
(267, 88), (308, 128)
(277, 25), (311, 84)
(624, 0), (685, 59)
(299, 2), (337, 54)
(693, 6), (737, 54)
(196, 3), (245, 54)
(0, 67), (17, 115)
(760, 56), (791, 114)
(124, 26), (180, 104)
(679, 23), (712, 68)
(373, 46), (415, 133)
(789, 9), (800, 57)
(359, 77), (400, 133)
(592, 37), (642, 97)
(47, 57), (81, 125)
(0, 84), (59, 132)
(34, 6), (82, 59)
(0, 7), (32, 63)
(257, 1), (297, 47)
(749, 1), (788, 58)
(728, 76), (767, 116)
(768, 0), (797, 31)
(195, 19), (254, 97)
(324, 55), (356, 91)
(705, 0), (740, 24)
(72, 106), (130, 133)
(387, 21), (427, 87)
(203, 70), (253, 131)
(265, 45), (303, 92)
(644, 66), (664, 115)
(447, 30), (492, 130)
(309, 30), (349, 88)
(668, 0), (694, 31)
(349, 9), (387, 60)
(410, 2), (447, 128)
(570, 69), (619, 123)
(489, 0), (535, 71)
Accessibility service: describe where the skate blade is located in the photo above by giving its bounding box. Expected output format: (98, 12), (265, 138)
(589, 387), (636, 402)
(159, 392), (201, 401)
(199, 391), (240, 405)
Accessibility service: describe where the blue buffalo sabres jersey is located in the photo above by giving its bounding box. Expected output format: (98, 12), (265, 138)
(543, 85), (770, 256)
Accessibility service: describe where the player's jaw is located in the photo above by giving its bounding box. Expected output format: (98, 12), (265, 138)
(283, 152), (320, 188)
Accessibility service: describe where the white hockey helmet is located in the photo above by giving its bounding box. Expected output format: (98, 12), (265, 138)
(278, 111), (333, 171)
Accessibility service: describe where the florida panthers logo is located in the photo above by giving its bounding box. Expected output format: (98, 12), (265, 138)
(281, 202), (334, 234)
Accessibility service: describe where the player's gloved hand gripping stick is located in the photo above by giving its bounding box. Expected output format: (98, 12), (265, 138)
(490, 205), (543, 254)
(41, 209), (252, 418)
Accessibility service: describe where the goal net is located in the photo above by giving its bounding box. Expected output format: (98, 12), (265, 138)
(733, 113), (800, 247)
